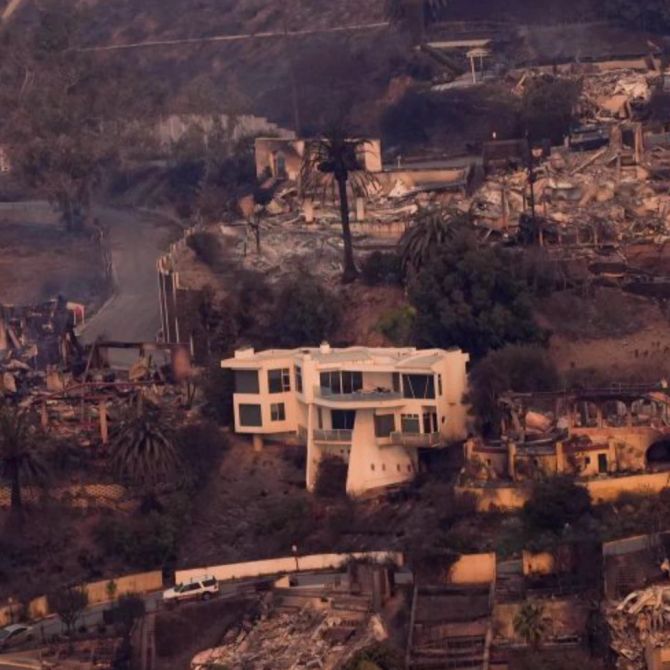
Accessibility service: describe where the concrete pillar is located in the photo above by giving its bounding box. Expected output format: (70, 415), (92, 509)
(596, 404), (603, 429)
(356, 197), (365, 222)
(508, 441), (517, 480)
(608, 439), (617, 472)
(306, 404), (319, 492)
(555, 441), (565, 474)
(252, 434), (264, 452)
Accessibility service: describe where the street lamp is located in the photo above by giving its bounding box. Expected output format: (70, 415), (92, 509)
(292, 544), (300, 572)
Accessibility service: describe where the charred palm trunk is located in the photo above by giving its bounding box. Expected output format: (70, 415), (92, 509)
(336, 174), (358, 283)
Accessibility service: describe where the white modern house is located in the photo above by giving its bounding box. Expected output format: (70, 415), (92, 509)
(221, 344), (470, 496)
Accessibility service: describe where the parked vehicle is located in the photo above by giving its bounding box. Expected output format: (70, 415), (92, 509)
(162, 576), (219, 605)
(0, 624), (33, 649)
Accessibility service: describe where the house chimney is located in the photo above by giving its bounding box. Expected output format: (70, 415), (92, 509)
(319, 342), (331, 355)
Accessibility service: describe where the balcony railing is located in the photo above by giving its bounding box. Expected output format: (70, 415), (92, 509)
(389, 431), (442, 447)
(313, 429), (353, 443)
(315, 386), (403, 402)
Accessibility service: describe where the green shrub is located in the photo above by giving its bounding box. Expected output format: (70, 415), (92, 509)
(522, 476), (592, 536)
(409, 228), (545, 357)
(342, 642), (404, 670)
(187, 232), (225, 269)
(175, 420), (228, 487)
(314, 456), (348, 498)
(94, 512), (180, 569)
(360, 251), (402, 286)
(200, 366), (235, 425)
(469, 345), (560, 437)
(376, 306), (416, 346)
(272, 275), (341, 347)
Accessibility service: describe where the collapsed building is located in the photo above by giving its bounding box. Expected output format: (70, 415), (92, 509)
(190, 563), (396, 670)
(464, 385), (670, 484)
(603, 531), (670, 670)
(0, 297), (193, 449)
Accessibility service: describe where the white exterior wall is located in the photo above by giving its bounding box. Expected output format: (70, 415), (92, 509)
(347, 410), (417, 495)
(434, 352), (470, 440)
(223, 346), (470, 496)
(232, 356), (300, 435)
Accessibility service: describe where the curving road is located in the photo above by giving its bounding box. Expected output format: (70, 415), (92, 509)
(77, 208), (179, 346)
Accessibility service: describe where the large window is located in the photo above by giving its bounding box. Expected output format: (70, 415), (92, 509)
(268, 368), (291, 394)
(271, 403), (286, 421)
(401, 414), (420, 434)
(402, 374), (435, 399)
(234, 370), (259, 394)
(239, 404), (262, 427)
(295, 366), (303, 393)
(331, 410), (356, 430)
(374, 414), (396, 438)
(320, 370), (363, 395)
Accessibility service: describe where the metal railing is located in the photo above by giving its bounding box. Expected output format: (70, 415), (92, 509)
(389, 431), (441, 447)
(313, 429), (353, 443)
(315, 386), (403, 402)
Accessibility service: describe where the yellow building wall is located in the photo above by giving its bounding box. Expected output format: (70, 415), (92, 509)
(447, 553), (496, 585)
(460, 471), (670, 511)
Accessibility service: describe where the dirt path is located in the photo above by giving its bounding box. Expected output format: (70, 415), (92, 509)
(78, 207), (179, 344)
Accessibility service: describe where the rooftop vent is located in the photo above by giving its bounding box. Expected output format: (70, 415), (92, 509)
(319, 342), (331, 355)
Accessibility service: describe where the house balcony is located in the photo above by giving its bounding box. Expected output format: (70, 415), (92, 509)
(388, 431), (442, 448)
(313, 429), (353, 444)
(314, 386), (404, 408)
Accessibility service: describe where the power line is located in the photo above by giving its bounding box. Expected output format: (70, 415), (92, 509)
(77, 21), (390, 53)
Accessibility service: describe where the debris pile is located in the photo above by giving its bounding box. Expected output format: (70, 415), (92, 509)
(191, 602), (385, 670)
(580, 70), (654, 122)
(0, 297), (82, 396)
(606, 585), (670, 669)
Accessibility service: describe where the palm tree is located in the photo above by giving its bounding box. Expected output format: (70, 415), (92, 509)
(385, 0), (449, 43)
(109, 399), (178, 497)
(0, 405), (46, 518)
(301, 130), (376, 283)
(399, 209), (469, 276)
(514, 600), (547, 648)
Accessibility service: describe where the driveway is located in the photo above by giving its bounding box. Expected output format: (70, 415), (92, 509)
(77, 208), (179, 346)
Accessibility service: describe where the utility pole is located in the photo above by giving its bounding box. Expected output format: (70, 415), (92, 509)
(525, 133), (540, 244)
(282, 0), (301, 136)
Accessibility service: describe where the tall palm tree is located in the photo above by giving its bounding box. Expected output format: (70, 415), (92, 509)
(513, 600), (547, 648)
(399, 209), (469, 276)
(109, 399), (178, 494)
(385, 0), (449, 43)
(0, 405), (46, 517)
(301, 130), (376, 283)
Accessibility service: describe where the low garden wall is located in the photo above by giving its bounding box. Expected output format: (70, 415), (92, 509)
(175, 551), (403, 584)
(459, 471), (670, 511)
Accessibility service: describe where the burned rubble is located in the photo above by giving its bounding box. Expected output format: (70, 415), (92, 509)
(607, 585), (670, 670)
(190, 591), (388, 670)
(0, 296), (193, 444)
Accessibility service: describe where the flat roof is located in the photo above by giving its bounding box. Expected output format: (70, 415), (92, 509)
(427, 39), (491, 50)
(222, 346), (467, 371)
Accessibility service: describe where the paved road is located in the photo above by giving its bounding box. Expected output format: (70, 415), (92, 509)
(77, 207), (178, 348)
(0, 200), (178, 364)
